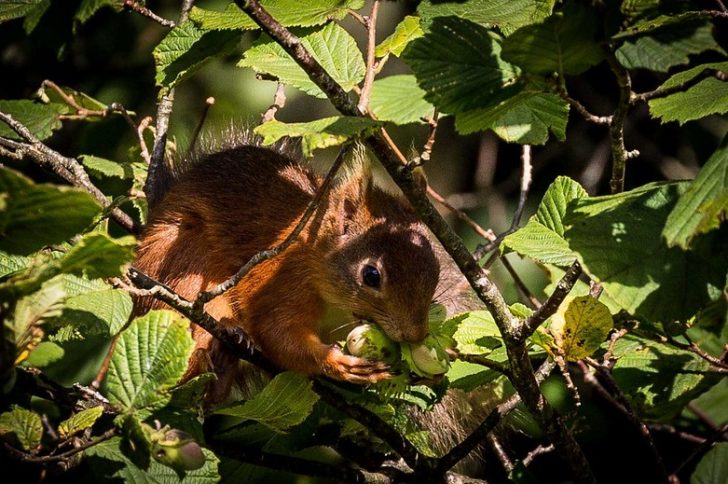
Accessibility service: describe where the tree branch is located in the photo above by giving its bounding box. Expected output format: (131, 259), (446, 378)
(523, 261), (582, 338)
(631, 68), (728, 104)
(357, 0), (381, 114)
(0, 112), (138, 234)
(123, 0), (176, 27)
(605, 51), (635, 194)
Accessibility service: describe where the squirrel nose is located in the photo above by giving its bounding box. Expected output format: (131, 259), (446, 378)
(402, 325), (428, 344)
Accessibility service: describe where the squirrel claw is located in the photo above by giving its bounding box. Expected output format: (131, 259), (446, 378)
(323, 347), (392, 384)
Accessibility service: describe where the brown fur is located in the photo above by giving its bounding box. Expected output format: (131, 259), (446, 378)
(134, 144), (441, 400)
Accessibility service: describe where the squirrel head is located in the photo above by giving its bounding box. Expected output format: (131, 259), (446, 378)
(318, 162), (440, 343)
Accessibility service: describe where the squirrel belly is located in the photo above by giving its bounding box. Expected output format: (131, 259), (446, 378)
(133, 144), (441, 400)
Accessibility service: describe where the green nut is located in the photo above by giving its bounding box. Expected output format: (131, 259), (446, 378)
(346, 323), (400, 364)
(405, 335), (449, 376)
(151, 429), (205, 472)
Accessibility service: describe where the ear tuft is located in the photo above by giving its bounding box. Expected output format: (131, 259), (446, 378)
(335, 147), (373, 234)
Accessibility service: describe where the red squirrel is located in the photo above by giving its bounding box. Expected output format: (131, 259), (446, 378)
(134, 138), (442, 400)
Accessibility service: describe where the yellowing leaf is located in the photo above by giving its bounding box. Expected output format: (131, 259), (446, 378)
(552, 296), (613, 361)
(58, 406), (103, 438)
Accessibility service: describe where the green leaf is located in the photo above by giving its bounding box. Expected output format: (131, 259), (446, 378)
(551, 296), (613, 362)
(616, 22), (724, 73)
(691, 380), (728, 426)
(189, 0), (364, 30)
(53, 288), (133, 336)
(450, 311), (503, 355)
(564, 182), (728, 322)
(611, 335), (719, 419)
(239, 22), (365, 99)
(454, 91), (569, 144)
(10, 277), (66, 352)
(87, 436), (220, 483)
(401, 16), (520, 115)
(169, 373), (216, 409)
(75, 0), (123, 25)
(154, 22), (242, 89)
(662, 135), (728, 248)
(501, 7), (603, 76)
(254, 116), (378, 157)
(0, 168), (101, 255)
(58, 406), (103, 439)
(0, 250), (30, 278)
(692, 442), (728, 484)
(0, 100), (69, 141)
(615, 11), (712, 38)
(502, 176), (587, 265)
(369, 75), (434, 125)
(0, 406), (43, 451)
(0, 0), (45, 24)
(418, 0), (555, 34)
(543, 265), (623, 316)
(648, 61), (728, 124)
(105, 310), (195, 416)
(215, 372), (319, 432)
(375, 15), (423, 58)
(24, 341), (64, 367)
(80, 155), (145, 180)
(21, 0), (49, 33)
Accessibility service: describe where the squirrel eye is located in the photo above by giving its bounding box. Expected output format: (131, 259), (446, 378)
(361, 265), (381, 288)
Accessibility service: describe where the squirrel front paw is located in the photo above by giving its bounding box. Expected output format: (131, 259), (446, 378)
(322, 346), (392, 384)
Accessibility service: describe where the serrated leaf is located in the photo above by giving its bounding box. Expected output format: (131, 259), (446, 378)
(375, 15), (423, 58)
(692, 442), (728, 484)
(75, 0), (123, 25)
(56, 233), (136, 279)
(564, 182), (728, 322)
(52, 288), (133, 336)
(691, 380), (728, 426)
(455, 91), (568, 144)
(105, 310), (195, 416)
(239, 22), (365, 98)
(169, 373), (216, 408)
(0, 406), (43, 451)
(543, 264), (623, 316)
(501, 7), (603, 76)
(0, 99), (69, 141)
(449, 311), (503, 355)
(215, 372), (319, 432)
(80, 155), (144, 180)
(22, 0), (49, 33)
(418, 0), (555, 34)
(648, 61), (728, 124)
(612, 335), (719, 419)
(154, 21), (242, 89)
(615, 11), (712, 38)
(663, 135), (728, 248)
(369, 75), (434, 125)
(402, 16), (520, 115)
(0, 250), (30, 278)
(58, 406), (103, 439)
(24, 341), (64, 367)
(616, 22), (724, 73)
(502, 176), (587, 265)
(189, 0), (364, 30)
(551, 296), (613, 361)
(0, 0), (46, 25)
(0, 168), (101, 255)
(87, 436), (220, 483)
(11, 277), (66, 354)
(254, 116), (377, 157)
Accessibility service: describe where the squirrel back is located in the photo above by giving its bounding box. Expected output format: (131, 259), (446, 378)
(134, 141), (441, 400)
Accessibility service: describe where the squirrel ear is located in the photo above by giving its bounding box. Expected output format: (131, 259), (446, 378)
(336, 155), (372, 234)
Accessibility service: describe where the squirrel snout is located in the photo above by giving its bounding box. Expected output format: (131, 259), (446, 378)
(400, 325), (428, 344)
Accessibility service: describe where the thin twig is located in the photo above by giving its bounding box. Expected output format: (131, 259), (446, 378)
(603, 328), (629, 366)
(109, 103), (151, 165)
(631, 68), (727, 103)
(42, 80), (107, 118)
(487, 434), (514, 474)
(523, 261), (582, 338)
(583, 359), (671, 483)
(555, 82), (611, 125)
(499, 256), (542, 309)
(427, 186), (496, 242)
(195, 143), (352, 306)
(434, 359), (556, 473)
(188, 97), (215, 156)
(665, 334), (728, 369)
(0, 112), (138, 234)
(474, 145), (533, 261)
(2, 428), (118, 464)
(522, 444), (555, 467)
(458, 353), (512, 378)
(123, 0), (176, 27)
(605, 51), (634, 194)
(91, 335), (119, 390)
(555, 354), (581, 407)
(357, 0), (380, 114)
(687, 403), (721, 433)
(671, 423), (728, 477)
(261, 84), (285, 123)
(648, 424), (707, 445)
